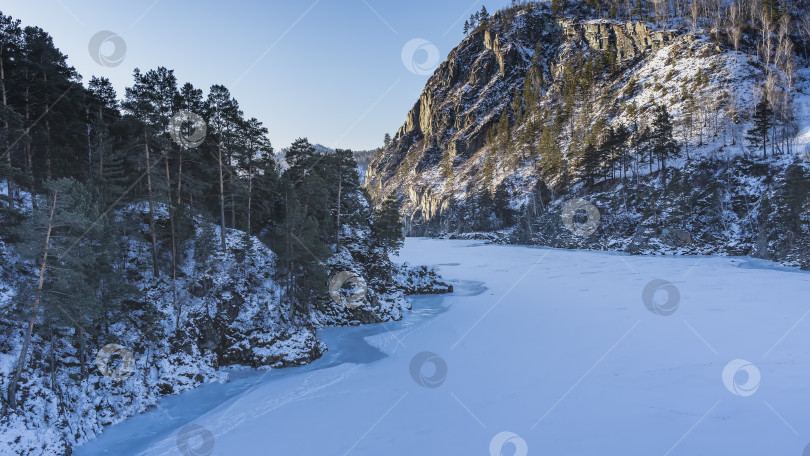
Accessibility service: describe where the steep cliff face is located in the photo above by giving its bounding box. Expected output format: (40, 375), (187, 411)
(378, 13), (548, 187)
(366, 3), (810, 269)
(367, 7), (678, 222)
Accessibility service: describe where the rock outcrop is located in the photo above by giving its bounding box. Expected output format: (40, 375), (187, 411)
(368, 5), (678, 230)
(366, 3), (810, 270)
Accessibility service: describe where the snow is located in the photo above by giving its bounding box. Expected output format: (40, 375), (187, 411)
(795, 67), (810, 155)
(75, 238), (810, 455)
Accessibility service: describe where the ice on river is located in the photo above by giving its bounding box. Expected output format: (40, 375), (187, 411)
(76, 238), (810, 455)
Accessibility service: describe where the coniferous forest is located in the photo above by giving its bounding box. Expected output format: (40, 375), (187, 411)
(0, 10), (444, 454)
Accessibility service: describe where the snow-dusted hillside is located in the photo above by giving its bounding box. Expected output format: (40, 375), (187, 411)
(75, 238), (810, 455)
(0, 203), (450, 455)
(366, 2), (810, 269)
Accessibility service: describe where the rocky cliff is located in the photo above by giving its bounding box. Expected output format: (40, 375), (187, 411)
(366, 2), (810, 269)
(368, 8), (680, 221)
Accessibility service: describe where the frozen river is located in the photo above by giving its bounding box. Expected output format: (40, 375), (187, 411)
(77, 238), (810, 455)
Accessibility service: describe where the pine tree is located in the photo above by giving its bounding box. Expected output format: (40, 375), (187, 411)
(372, 193), (404, 255)
(175, 82), (206, 208)
(87, 77), (119, 177)
(480, 6), (490, 22)
(538, 121), (563, 186)
(649, 104), (680, 183)
(273, 190), (328, 323)
(552, 0), (568, 16)
(475, 189), (494, 231)
(511, 87), (523, 125)
(328, 148), (361, 247)
(463, 20), (470, 34)
(250, 142), (280, 235)
(493, 182), (515, 227)
(579, 141), (602, 187)
(762, 0), (779, 22)
(497, 109), (510, 144)
(285, 137), (318, 173)
(273, 137), (336, 320)
(149, 67), (181, 308)
(631, 0), (646, 20)
(746, 94), (774, 159)
(206, 84), (240, 251)
(6, 178), (102, 409)
(237, 117), (274, 236)
(610, 124), (631, 183)
(123, 68), (162, 276)
(1, 13), (22, 207)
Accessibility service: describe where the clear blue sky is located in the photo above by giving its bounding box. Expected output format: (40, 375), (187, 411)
(1, 0), (514, 150)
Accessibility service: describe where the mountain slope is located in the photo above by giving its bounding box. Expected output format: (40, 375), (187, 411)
(366, 2), (810, 269)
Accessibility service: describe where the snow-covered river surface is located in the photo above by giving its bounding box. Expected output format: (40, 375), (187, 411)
(76, 238), (810, 455)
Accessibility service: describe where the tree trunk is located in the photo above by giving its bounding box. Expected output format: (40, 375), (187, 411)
(144, 129), (159, 277)
(98, 106), (104, 176)
(176, 153), (183, 206)
(5, 189), (58, 412)
(218, 141), (227, 251)
(1, 53), (12, 207)
(227, 146), (235, 230)
(44, 117), (51, 181)
(24, 86), (35, 210)
(164, 154), (178, 319)
(43, 72), (51, 181)
(246, 162), (253, 237)
(336, 176), (342, 248)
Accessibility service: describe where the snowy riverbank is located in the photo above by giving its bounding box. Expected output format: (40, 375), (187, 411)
(77, 238), (810, 455)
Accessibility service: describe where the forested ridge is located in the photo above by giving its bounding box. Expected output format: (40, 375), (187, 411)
(368, 0), (810, 268)
(0, 10), (440, 455)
